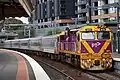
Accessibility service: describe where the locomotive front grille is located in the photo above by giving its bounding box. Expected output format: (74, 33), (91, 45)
(94, 60), (100, 66)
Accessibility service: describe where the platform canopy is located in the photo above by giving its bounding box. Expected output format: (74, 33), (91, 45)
(0, 0), (30, 19)
(0, 0), (34, 31)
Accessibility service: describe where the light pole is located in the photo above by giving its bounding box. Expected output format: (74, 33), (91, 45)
(118, 20), (120, 54)
(28, 27), (30, 38)
(116, 3), (120, 53)
(118, 29), (120, 53)
(24, 26), (26, 37)
(88, 0), (92, 23)
(117, 4), (119, 23)
(71, 18), (78, 28)
(26, 26), (31, 38)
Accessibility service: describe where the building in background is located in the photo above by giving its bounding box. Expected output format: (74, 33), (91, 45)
(77, 0), (119, 53)
(16, 0), (120, 52)
(29, 0), (76, 27)
(20, 0), (120, 37)
(29, 0), (120, 26)
(77, 0), (120, 24)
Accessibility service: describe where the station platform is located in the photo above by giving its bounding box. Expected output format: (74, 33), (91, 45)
(112, 52), (120, 58)
(0, 49), (50, 80)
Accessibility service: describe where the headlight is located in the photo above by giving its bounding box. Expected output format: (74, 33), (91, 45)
(89, 59), (91, 61)
(102, 58), (105, 61)
(101, 53), (111, 58)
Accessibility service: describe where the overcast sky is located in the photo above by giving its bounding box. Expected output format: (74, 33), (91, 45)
(15, 17), (28, 24)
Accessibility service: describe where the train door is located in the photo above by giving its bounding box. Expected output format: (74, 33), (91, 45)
(59, 35), (65, 50)
(69, 31), (77, 52)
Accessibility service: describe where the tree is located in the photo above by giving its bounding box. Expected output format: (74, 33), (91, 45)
(47, 28), (61, 36)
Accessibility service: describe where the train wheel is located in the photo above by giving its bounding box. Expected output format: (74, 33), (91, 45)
(36, 51), (38, 56)
(53, 54), (55, 60)
(50, 54), (53, 59)
(63, 54), (66, 62)
(39, 52), (42, 57)
(60, 53), (65, 62)
(75, 55), (80, 68)
(54, 54), (57, 61)
(41, 52), (43, 57)
(57, 54), (61, 61)
(60, 54), (63, 62)
(71, 54), (75, 66)
(48, 53), (50, 58)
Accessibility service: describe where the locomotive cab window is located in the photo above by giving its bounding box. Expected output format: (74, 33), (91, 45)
(98, 31), (110, 40)
(81, 32), (95, 40)
(77, 34), (80, 41)
(60, 35), (65, 41)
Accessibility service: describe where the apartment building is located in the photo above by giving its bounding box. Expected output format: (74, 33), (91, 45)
(77, 0), (120, 24)
(29, 0), (120, 25)
(29, 0), (76, 27)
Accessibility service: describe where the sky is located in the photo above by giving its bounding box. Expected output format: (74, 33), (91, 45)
(15, 17), (29, 24)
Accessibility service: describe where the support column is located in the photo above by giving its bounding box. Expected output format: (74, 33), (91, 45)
(117, 7), (120, 53)
(113, 33), (117, 52)
(0, 5), (5, 32)
(0, 4), (5, 20)
(118, 29), (120, 53)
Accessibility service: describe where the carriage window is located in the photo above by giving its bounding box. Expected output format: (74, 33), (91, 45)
(32, 42), (39, 46)
(14, 43), (19, 46)
(98, 31), (110, 39)
(82, 32), (95, 39)
(21, 41), (28, 46)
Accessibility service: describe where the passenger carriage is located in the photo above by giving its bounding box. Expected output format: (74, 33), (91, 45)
(4, 40), (12, 48)
(29, 37), (43, 51)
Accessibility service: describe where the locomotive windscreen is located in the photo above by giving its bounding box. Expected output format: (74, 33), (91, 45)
(81, 32), (95, 40)
(98, 31), (110, 39)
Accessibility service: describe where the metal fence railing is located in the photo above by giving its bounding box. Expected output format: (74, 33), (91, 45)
(35, 24), (87, 36)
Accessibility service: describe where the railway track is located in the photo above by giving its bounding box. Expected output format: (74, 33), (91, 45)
(30, 55), (120, 80)
(85, 72), (120, 80)
(31, 55), (91, 80)
(106, 72), (120, 79)
(84, 72), (107, 80)
(36, 57), (75, 80)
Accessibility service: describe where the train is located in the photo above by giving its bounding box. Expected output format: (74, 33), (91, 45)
(3, 24), (113, 70)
